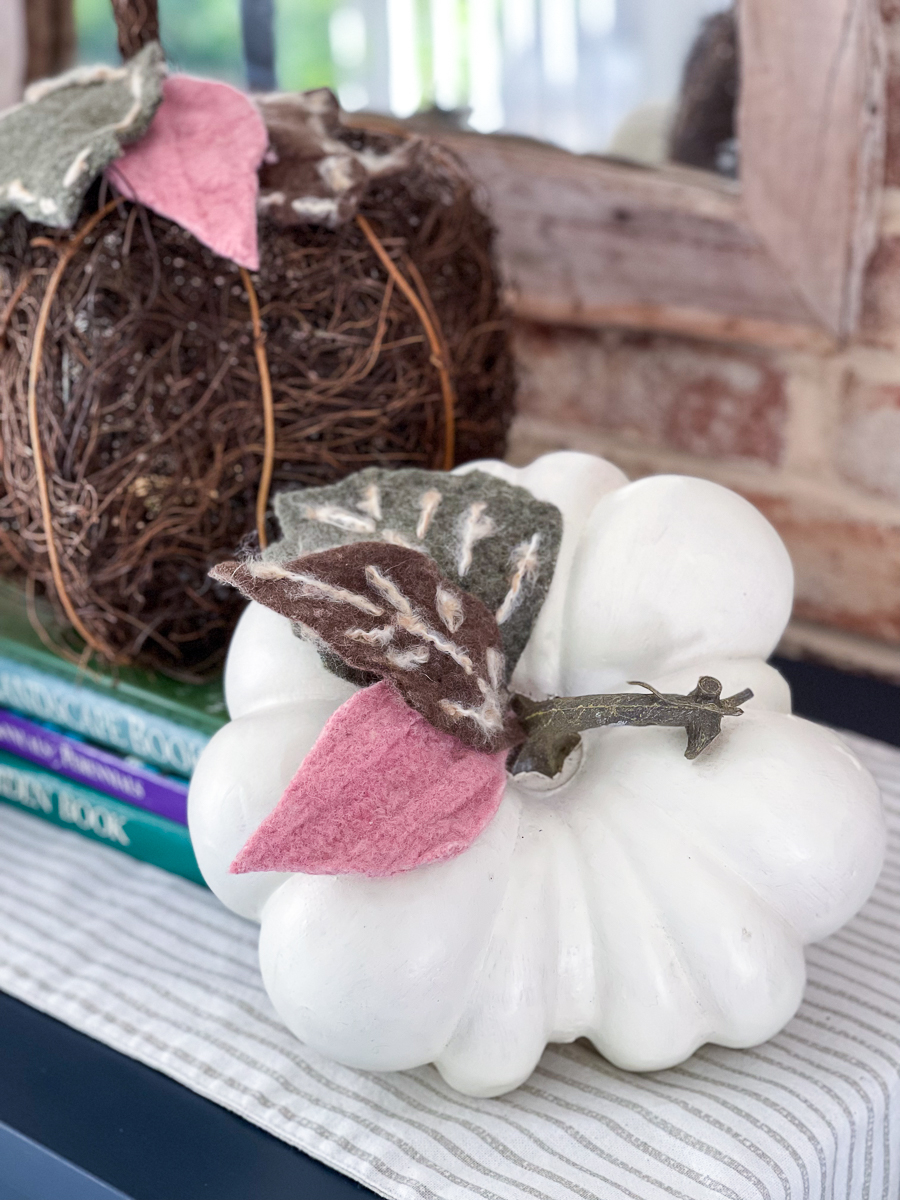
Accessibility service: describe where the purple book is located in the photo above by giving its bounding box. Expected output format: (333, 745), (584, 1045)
(0, 708), (188, 825)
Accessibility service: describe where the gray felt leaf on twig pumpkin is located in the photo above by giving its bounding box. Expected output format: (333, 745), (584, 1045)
(268, 467), (563, 680)
(0, 43), (164, 229)
(211, 542), (524, 754)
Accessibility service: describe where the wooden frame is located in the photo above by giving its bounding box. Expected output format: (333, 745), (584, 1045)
(358, 0), (885, 349)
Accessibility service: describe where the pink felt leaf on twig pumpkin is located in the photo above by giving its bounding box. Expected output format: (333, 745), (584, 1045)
(107, 75), (267, 268)
(230, 681), (508, 877)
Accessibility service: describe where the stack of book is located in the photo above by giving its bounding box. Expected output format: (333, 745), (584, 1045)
(0, 581), (227, 885)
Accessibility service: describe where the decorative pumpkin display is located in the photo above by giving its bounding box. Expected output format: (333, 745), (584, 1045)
(0, 1), (515, 676)
(188, 450), (885, 1098)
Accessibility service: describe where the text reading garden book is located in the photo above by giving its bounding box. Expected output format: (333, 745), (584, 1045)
(0, 750), (203, 885)
(0, 709), (188, 824)
(0, 581), (227, 776)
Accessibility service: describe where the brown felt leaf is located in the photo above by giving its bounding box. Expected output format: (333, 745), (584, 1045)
(211, 543), (523, 753)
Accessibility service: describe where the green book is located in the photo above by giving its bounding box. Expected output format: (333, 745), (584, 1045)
(0, 580), (227, 776)
(0, 749), (205, 886)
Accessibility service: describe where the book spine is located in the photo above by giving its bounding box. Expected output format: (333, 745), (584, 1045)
(0, 657), (210, 777)
(0, 710), (188, 824)
(0, 751), (204, 886)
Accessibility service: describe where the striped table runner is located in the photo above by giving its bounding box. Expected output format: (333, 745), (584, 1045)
(0, 729), (897, 1200)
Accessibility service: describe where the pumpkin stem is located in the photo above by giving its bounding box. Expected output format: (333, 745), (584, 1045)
(508, 676), (753, 778)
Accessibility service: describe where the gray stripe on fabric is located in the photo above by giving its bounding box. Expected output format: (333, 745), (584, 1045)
(537, 1052), (777, 1200)
(691, 1051), (831, 1191)
(520, 1077), (762, 1200)
(763, 1039), (874, 1200)
(743, 1045), (857, 1200)
(356, 1071), (671, 1200)
(780, 1031), (882, 1200)
(547, 1045), (796, 1198)
(0, 828), (262, 982)
(370, 1066), (699, 1200)
(793, 1012), (894, 1198)
(0, 851), (279, 1027)
(394, 1067), (695, 1200)
(648, 1065), (816, 1195)
(0, 809), (259, 947)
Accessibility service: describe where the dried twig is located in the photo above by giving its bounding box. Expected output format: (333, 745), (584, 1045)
(510, 676), (753, 777)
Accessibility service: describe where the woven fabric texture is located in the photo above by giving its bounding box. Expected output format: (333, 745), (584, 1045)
(0, 729), (897, 1200)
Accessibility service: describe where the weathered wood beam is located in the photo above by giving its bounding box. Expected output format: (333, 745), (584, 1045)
(738, 0), (886, 337)
(349, 114), (830, 349)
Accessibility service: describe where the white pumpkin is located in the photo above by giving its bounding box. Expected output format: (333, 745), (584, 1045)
(188, 451), (885, 1098)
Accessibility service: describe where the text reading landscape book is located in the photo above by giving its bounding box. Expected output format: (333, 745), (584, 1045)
(0, 750), (203, 884)
(0, 581), (226, 775)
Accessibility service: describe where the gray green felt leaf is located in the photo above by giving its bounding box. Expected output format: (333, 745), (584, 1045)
(268, 467), (563, 679)
(0, 43), (164, 229)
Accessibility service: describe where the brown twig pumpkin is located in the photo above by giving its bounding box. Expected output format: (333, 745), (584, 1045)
(0, 0), (515, 678)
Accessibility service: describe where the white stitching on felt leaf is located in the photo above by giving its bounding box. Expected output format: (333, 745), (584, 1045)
(365, 565), (475, 675)
(246, 561), (384, 615)
(357, 483), (382, 520)
(345, 625), (394, 647)
(386, 645), (431, 671)
(303, 503), (376, 534)
(495, 534), (541, 626)
(457, 501), (495, 576)
(436, 585), (463, 633)
(486, 646), (504, 691)
(416, 489), (442, 539)
(439, 678), (504, 736)
(381, 528), (419, 549)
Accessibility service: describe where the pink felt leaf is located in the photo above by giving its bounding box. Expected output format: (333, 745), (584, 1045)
(230, 681), (508, 877)
(107, 75), (268, 268)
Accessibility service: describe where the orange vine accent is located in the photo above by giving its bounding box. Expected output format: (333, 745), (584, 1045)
(26, 199), (121, 658)
(240, 266), (276, 549)
(355, 213), (456, 470)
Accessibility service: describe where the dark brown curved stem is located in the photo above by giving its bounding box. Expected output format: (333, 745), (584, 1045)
(509, 676), (753, 778)
(111, 0), (160, 60)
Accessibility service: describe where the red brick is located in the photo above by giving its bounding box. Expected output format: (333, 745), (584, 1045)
(837, 373), (900, 503)
(743, 491), (900, 645)
(859, 238), (900, 344)
(514, 322), (787, 464)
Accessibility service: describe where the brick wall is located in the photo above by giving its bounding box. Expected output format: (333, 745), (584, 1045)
(507, 243), (900, 680)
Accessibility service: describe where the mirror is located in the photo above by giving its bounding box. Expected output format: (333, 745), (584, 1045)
(73, 0), (738, 176)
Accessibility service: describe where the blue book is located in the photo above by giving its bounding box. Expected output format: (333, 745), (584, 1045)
(0, 580), (226, 777)
(0, 750), (204, 885)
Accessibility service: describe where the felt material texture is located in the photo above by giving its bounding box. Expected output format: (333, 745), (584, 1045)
(256, 88), (417, 229)
(230, 681), (508, 876)
(108, 75), (268, 269)
(211, 543), (523, 753)
(269, 466), (563, 677)
(0, 43), (164, 228)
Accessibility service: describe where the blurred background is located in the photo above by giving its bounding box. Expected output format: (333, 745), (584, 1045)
(72, 0), (733, 164)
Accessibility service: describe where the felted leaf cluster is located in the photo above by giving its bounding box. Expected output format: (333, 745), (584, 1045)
(268, 467), (563, 679)
(212, 542), (523, 753)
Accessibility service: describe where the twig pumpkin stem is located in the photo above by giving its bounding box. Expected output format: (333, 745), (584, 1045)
(509, 676), (753, 778)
